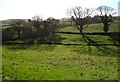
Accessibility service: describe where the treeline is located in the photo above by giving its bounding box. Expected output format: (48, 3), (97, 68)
(1, 15), (118, 43)
(2, 16), (61, 43)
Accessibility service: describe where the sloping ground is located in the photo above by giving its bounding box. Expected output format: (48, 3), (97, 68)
(2, 34), (120, 80)
(58, 22), (118, 32)
(2, 44), (120, 80)
(2, 22), (120, 80)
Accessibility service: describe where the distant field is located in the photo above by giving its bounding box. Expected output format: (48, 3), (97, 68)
(0, 25), (11, 28)
(0, 20), (10, 28)
(2, 22), (120, 80)
(58, 22), (118, 32)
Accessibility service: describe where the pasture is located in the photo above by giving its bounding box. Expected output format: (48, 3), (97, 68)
(2, 22), (120, 80)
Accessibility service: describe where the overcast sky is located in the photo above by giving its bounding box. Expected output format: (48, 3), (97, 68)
(0, 0), (119, 20)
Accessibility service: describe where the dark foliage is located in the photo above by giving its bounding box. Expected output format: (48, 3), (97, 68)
(2, 16), (61, 43)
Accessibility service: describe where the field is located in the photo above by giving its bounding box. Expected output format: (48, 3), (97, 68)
(2, 22), (120, 80)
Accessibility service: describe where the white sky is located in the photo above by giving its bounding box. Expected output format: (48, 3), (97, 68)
(0, 0), (119, 20)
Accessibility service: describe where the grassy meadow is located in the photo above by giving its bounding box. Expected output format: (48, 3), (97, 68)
(2, 22), (120, 80)
(58, 22), (118, 32)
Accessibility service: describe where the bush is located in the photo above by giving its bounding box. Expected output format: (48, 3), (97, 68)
(2, 17), (61, 43)
(2, 27), (17, 42)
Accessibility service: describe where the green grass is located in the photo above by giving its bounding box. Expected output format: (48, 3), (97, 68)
(58, 34), (119, 44)
(2, 44), (120, 80)
(58, 22), (118, 32)
(58, 26), (79, 32)
(2, 22), (120, 80)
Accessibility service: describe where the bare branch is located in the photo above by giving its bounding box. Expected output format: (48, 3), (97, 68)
(67, 6), (94, 33)
(97, 6), (116, 16)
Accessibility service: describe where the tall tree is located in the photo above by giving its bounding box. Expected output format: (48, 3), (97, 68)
(67, 6), (94, 33)
(96, 6), (116, 33)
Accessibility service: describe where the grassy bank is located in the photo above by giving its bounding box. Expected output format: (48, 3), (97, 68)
(2, 44), (120, 80)
(2, 22), (120, 80)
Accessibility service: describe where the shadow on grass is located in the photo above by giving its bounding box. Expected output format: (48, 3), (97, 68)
(3, 33), (63, 51)
(3, 32), (120, 57)
(108, 32), (120, 44)
(80, 34), (120, 57)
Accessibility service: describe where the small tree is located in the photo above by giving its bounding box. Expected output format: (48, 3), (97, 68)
(30, 15), (43, 38)
(10, 19), (25, 39)
(2, 27), (16, 42)
(21, 19), (34, 39)
(39, 17), (60, 42)
(67, 6), (94, 33)
(96, 6), (116, 33)
(32, 16), (43, 30)
(30, 16), (60, 43)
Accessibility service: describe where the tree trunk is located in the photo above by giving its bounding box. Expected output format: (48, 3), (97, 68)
(18, 30), (21, 39)
(103, 22), (108, 33)
(79, 25), (83, 34)
(80, 29), (83, 34)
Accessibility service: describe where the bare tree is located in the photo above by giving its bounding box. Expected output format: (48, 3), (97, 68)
(67, 6), (94, 33)
(96, 6), (116, 33)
